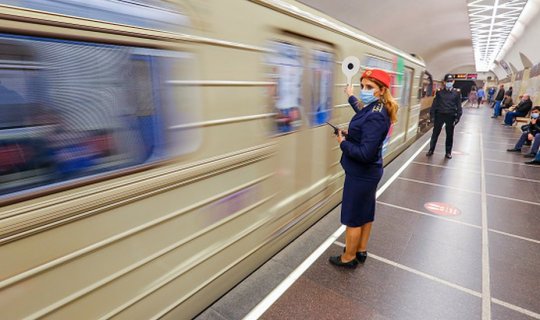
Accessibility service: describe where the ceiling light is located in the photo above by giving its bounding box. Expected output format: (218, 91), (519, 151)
(467, 0), (527, 72)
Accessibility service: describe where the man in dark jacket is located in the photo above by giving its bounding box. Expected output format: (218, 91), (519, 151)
(506, 86), (513, 98)
(504, 94), (533, 125)
(507, 106), (540, 157)
(491, 84), (505, 117)
(427, 74), (462, 159)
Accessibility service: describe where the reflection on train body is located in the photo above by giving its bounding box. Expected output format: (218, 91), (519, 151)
(0, 36), (199, 197)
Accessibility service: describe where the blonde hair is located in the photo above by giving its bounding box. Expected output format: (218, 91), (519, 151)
(370, 78), (399, 124)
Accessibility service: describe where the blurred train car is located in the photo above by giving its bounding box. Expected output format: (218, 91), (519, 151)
(0, 0), (425, 318)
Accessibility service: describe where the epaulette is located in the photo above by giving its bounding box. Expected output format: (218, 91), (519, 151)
(372, 101), (384, 112)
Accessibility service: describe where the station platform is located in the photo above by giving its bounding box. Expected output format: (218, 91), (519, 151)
(196, 103), (540, 320)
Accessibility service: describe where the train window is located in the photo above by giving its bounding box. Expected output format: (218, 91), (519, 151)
(265, 41), (304, 134)
(363, 55), (398, 96)
(309, 50), (333, 126)
(364, 56), (393, 71)
(400, 68), (413, 107)
(0, 34), (198, 199)
(362, 56), (394, 154)
(0, 0), (188, 31)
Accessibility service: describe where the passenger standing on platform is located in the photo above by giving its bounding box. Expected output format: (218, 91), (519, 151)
(426, 74), (462, 159)
(488, 86), (496, 103)
(329, 69), (395, 268)
(492, 84), (505, 117)
(506, 86), (513, 99)
(477, 87), (485, 106)
(468, 86), (477, 107)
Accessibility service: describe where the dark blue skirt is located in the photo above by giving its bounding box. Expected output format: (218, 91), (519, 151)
(341, 174), (381, 227)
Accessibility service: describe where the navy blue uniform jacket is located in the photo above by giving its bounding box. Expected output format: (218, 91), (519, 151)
(340, 96), (391, 180)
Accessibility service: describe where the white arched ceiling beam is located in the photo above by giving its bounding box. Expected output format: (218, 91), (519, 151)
(448, 64), (477, 74)
(300, 0), (537, 77)
(520, 52), (534, 68)
(467, 0), (528, 72)
(297, 0), (474, 79)
(496, 0), (540, 68)
(491, 64), (508, 80)
(508, 62), (519, 74)
(422, 39), (474, 61)
(427, 47), (475, 80)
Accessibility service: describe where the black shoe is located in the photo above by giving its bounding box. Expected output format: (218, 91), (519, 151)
(426, 150), (434, 157)
(342, 247), (368, 264)
(525, 160), (540, 165)
(356, 251), (368, 263)
(445, 153), (452, 159)
(524, 153), (536, 158)
(329, 255), (359, 268)
(507, 148), (521, 152)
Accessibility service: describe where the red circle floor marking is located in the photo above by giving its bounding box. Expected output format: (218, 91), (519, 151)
(424, 202), (462, 216)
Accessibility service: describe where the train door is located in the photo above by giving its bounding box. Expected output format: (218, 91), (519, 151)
(301, 41), (334, 191)
(265, 34), (334, 216)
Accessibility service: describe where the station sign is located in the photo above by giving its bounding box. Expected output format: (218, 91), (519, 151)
(453, 73), (477, 80)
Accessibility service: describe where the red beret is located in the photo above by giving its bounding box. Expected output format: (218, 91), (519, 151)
(361, 69), (391, 88)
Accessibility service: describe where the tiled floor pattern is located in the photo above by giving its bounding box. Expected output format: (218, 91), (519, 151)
(197, 103), (539, 320)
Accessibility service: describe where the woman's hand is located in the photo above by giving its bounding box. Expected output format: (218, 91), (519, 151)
(337, 129), (346, 144)
(344, 84), (354, 97)
(528, 133), (534, 141)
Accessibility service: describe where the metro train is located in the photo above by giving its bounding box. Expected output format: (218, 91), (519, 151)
(0, 1), (426, 318)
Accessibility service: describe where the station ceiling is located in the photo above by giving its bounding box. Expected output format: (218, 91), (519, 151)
(297, 0), (539, 81)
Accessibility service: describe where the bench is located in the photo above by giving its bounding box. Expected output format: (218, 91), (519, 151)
(515, 115), (530, 124)
(501, 108), (530, 126)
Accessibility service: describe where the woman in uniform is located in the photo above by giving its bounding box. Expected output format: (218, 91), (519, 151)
(329, 69), (397, 268)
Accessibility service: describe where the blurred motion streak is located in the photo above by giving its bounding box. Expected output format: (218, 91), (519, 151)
(0, 0), (188, 30)
(0, 34), (199, 198)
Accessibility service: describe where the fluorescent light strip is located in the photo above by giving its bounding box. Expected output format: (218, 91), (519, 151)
(467, 0), (527, 71)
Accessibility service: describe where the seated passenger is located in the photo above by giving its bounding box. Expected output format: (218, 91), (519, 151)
(507, 106), (540, 157)
(503, 94), (532, 126)
(525, 148), (540, 165)
(501, 95), (513, 111)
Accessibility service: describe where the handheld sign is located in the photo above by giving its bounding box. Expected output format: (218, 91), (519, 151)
(341, 56), (360, 85)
